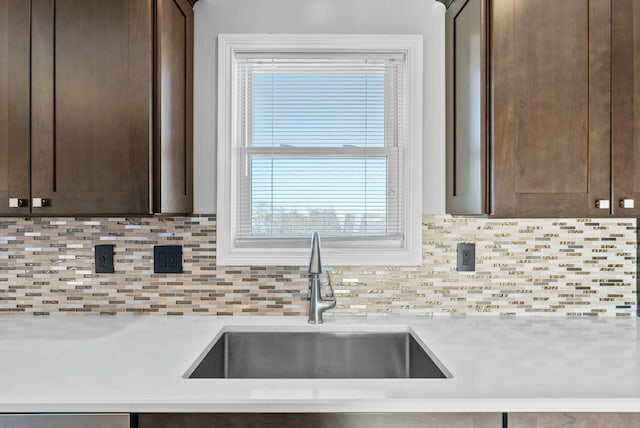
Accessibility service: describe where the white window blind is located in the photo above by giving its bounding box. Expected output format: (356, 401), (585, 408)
(234, 53), (406, 248)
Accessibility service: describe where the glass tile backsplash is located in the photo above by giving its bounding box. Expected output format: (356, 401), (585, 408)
(0, 216), (635, 316)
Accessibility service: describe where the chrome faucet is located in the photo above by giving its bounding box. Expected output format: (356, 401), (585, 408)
(308, 232), (336, 324)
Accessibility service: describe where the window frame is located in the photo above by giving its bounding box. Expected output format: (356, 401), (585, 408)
(217, 34), (423, 266)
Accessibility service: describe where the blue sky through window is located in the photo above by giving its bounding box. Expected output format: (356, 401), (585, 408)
(253, 72), (385, 148)
(250, 71), (388, 237)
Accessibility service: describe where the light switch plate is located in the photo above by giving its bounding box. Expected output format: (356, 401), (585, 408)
(154, 245), (183, 274)
(95, 245), (115, 273)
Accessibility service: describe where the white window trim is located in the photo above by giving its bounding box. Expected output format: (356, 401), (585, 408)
(217, 34), (423, 266)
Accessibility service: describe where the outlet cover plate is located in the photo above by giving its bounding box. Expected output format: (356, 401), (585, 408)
(154, 245), (183, 274)
(457, 243), (475, 272)
(95, 245), (115, 273)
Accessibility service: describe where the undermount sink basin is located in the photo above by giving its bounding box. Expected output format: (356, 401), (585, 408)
(186, 329), (450, 379)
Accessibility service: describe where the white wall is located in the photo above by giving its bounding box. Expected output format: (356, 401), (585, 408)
(193, 0), (446, 214)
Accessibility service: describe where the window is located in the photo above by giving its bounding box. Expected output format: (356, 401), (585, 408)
(217, 35), (423, 266)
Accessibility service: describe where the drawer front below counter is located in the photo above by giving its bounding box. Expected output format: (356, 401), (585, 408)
(0, 414), (129, 428)
(138, 413), (502, 428)
(510, 413), (640, 428)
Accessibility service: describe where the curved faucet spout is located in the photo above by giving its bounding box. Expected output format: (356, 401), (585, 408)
(308, 232), (336, 324)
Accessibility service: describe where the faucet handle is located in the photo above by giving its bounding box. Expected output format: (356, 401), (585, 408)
(308, 232), (322, 274)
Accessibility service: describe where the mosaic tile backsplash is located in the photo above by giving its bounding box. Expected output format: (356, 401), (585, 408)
(0, 216), (636, 316)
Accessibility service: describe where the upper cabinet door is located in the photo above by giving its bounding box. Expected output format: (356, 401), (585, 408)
(30, 0), (153, 215)
(612, 0), (640, 216)
(0, 0), (30, 215)
(155, 0), (194, 214)
(446, 0), (488, 215)
(491, 0), (612, 217)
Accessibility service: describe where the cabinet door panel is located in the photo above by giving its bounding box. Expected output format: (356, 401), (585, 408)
(0, 0), (30, 215)
(612, 0), (640, 216)
(155, 0), (194, 214)
(31, 0), (152, 215)
(491, 0), (611, 217)
(446, 0), (488, 215)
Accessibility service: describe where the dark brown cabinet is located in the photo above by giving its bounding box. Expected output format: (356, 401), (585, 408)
(0, 0), (31, 217)
(0, 0), (193, 216)
(447, 0), (639, 218)
(611, 0), (640, 217)
(491, 0), (611, 218)
(155, 0), (194, 214)
(446, 0), (488, 215)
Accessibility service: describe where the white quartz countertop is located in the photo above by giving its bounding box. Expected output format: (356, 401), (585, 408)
(0, 315), (638, 413)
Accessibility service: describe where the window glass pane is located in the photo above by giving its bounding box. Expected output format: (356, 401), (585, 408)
(253, 72), (385, 148)
(235, 54), (404, 244)
(251, 158), (387, 237)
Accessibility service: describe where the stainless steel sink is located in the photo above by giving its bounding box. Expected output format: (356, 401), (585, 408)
(187, 330), (449, 379)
